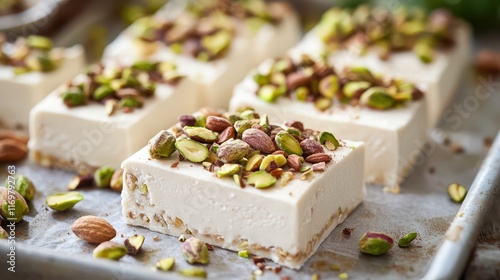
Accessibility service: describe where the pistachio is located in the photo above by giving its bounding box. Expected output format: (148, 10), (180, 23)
(300, 169), (314, 180)
(300, 139), (324, 157)
(448, 183), (467, 203)
(344, 66), (376, 83)
(156, 257), (175, 271)
(179, 114), (197, 127)
(414, 38), (434, 64)
(175, 139), (209, 163)
(67, 174), (93, 190)
(315, 97), (332, 111)
(270, 168), (284, 178)
(242, 128), (275, 154)
(234, 120), (254, 137)
(285, 120), (304, 132)
(287, 154), (302, 171)
(205, 116), (232, 133)
(245, 154), (264, 172)
(217, 164), (240, 177)
(182, 237), (209, 264)
(149, 130), (177, 159)
(217, 126), (236, 144)
(110, 168), (124, 192)
(343, 81), (371, 98)
(0, 188), (29, 223)
(238, 250), (250, 258)
(217, 139), (250, 163)
(319, 75), (339, 98)
(286, 68), (314, 90)
(179, 268), (207, 278)
(93, 85), (114, 101)
(195, 113), (207, 127)
(46, 191), (84, 211)
(9, 174), (36, 202)
(94, 166), (115, 188)
(26, 35), (53, 50)
(131, 61), (156, 71)
(295, 86), (309, 101)
(119, 97), (143, 109)
(260, 154), (287, 171)
(247, 171), (277, 189)
(240, 110), (259, 120)
(93, 241), (128, 260)
(183, 126), (218, 143)
(280, 171), (294, 186)
(233, 174), (245, 188)
(359, 231), (394, 255)
(398, 232), (418, 248)
(275, 131), (303, 156)
(105, 99), (117, 116)
(124, 234), (145, 255)
(360, 87), (394, 109)
(253, 72), (270, 86)
(201, 30), (231, 57)
(318, 131), (340, 151)
(286, 127), (301, 138)
(62, 89), (85, 107)
(0, 227), (7, 239)
(258, 84), (280, 102)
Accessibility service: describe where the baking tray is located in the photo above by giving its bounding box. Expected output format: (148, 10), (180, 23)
(1, 2), (500, 280)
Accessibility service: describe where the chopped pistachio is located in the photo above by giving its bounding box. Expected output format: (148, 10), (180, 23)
(398, 232), (418, 248)
(46, 191), (84, 211)
(238, 250), (250, 258)
(319, 75), (339, 98)
(93, 85), (115, 101)
(62, 89), (85, 107)
(217, 164), (240, 177)
(155, 257), (175, 271)
(318, 131), (340, 151)
(343, 81), (371, 98)
(275, 131), (303, 156)
(245, 154), (264, 172)
(10, 174), (36, 202)
(448, 183), (467, 203)
(259, 154), (287, 171)
(295, 86), (309, 101)
(183, 126), (218, 143)
(93, 241), (128, 260)
(247, 171), (277, 189)
(94, 166), (115, 188)
(253, 72), (270, 86)
(201, 30), (231, 57)
(26, 35), (53, 50)
(179, 268), (207, 278)
(124, 234), (145, 255)
(258, 84), (280, 103)
(314, 98), (332, 111)
(175, 138), (209, 163)
(360, 87), (394, 109)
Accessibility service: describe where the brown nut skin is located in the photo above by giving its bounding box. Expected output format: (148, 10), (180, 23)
(284, 120), (304, 132)
(305, 153), (332, 164)
(71, 215), (116, 244)
(178, 114), (196, 127)
(110, 169), (124, 192)
(287, 154), (302, 170)
(242, 128), (275, 154)
(216, 126), (236, 144)
(206, 116), (232, 133)
(300, 139), (324, 157)
(0, 138), (28, 162)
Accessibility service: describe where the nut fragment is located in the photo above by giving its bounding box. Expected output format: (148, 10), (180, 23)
(71, 215), (116, 244)
(183, 126), (218, 143)
(179, 114), (196, 127)
(360, 87), (394, 109)
(93, 241), (128, 260)
(318, 131), (340, 151)
(260, 154), (287, 171)
(245, 154), (264, 172)
(206, 116), (232, 133)
(448, 183), (467, 203)
(124, 234), (145, 255)
(0, 188), (29, 223)
(359, 231), (394, 255)
(67, 174), (93, 190)
(217, 139), (250, 163)
(175, 138), (209, 163)
(217, 164), (240, 177)
(398, 232), (418, 248)
(242, 128), (275, 154)
(46, 191), (84, 211)
(275, 131), (303, 156)
(149, 130), (176, 159)
(300, 139), (324, 157)
(217, 126), (236, 144)
(179, 268), (207, 278)
(182, 237), (209, 264)
(305, 153), (332, 164)
(286, 154), (302, 170)
(155, 257), (175, 271)
(247, 171), (277, 189)
(110, 168), (124, 192)
(0, 227), (7, 239)
(10, 174), (36, 202)
(0, 138), (28, 162)
(94, 166), (115, 188)
(238, 250), (250, 258)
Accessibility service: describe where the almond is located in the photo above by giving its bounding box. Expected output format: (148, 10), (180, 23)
(287, 154), (302, 170)
(0, 130), (29, 144)
(71, 215), (116, 244)
(242, 128), (275, 154)
(217, 126), (236, 144)
(0, 138), (27, 162)
(206, 116), (232, 133)
(305, 153), (332, 164)
(284, 121), (304, 132)
(300, 139), (324, 157)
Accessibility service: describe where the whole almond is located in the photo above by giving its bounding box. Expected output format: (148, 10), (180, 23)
(305, 153), (332, 164)
(71, 215), (116, 244)
(206, 116), (232, 133)
(0, 130), (29, 144)
(287, 154), (302, 170)
(0, 139), (27, 162)
(300, 139), (324, 157)
(242, 128), (275, 154)
(217, 126), (236, 144)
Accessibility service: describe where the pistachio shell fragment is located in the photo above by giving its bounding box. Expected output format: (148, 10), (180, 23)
(149, 130), (176, 159)
(46, 191), (84, 211)
(93, 241), (128, 260)
(318, 131), (340, 151)
(448, 183), (467, 203)
(275, 131), (303, 156)
(175, 139), (209, 163)
(217, 164), (240, 177)
(247, 171), (277, 189)
(398, 232), (418, 248)
(155, 257), (175, 271)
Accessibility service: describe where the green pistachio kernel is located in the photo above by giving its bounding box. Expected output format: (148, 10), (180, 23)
(9, 175), (36, 202)
(343, 81), (371, 98)
(238, 250), (250, 258)
(314, 97), (332, 111)
(253, 72), (270, 86)
(182, 237), (209, 264)
(233, 120), (254, 137)
(240, 110), (258, 120)
(175, 139), (209, 163)
(414, 39), (434, 64)
(46, 191), (84, 211)
(286, 127), (301, 137)
(131, 61), (156, 71)
(201, 30), (231, 56)
(155, 257), (175, 271)
(0, 188), (29, 223)
(247, 171), (277, 189)
(245, 154), (264, 172)
(93, 85), (115, 101)
(183, 126), (218, 143)
(259, 114), (270, 132)
(217, 164), (241, 177)
(133, 17), (157, 41)
(318, 131), (340, 151)
(360, 87), (395, 110)
(94, 166), (115, 188)
(275, 131), (303, 155)
(448, 183), (467, 203)
(259, 154), (287, 171)
(119, 97), (142, 108)
(179, 268), (207, 278)
(295, 86), (309, 101)
(319, 75), (339, 99)
(258, 84), (280, 103)
(359, 231), (394, 256)
(62, 88), (85, 107)
(26, 35), (53, 50)
(194, 113), (207, 127)
(149, 130), (176, 159)
(398, 232), (418, 248)
(93, 241), (128, 260)
(345, 66), (376, 83)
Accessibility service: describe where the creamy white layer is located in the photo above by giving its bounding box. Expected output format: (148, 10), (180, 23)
(28, 78), (197, 171)
(0, 45), (85, 130)
(121, 140), (364, 269)
(103, 9), (300, 110)
(291, 23), (471, 129)
(230, 69), (428, 187)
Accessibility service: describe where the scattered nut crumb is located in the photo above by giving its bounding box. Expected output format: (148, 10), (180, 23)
(281, 276), (291, 280)
(206, 243), (214, 251)
(253, 269), (263, 276)
(475, 50), (500, 73)
(171, 161), (180, 168)
(252, 256), (266, 265)
(121, 234), (124, 238)
(483, 137), (493, 148)
(153, 236), (160, 241)
(443, 137), (451, 146)
(330, 263), (341, 271)
(428, 167), (436, 174)
(451, 143), (464, 154)
(342, 228), (353, 235)
(273, 266), (282, 273)
(311, 273), (320, 280)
